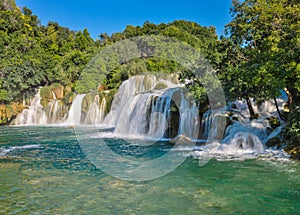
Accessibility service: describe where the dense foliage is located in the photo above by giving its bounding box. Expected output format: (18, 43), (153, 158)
(220, 0), (300, 145)
(76, 20), (219, 93)
(0, 0), (98, 103)
(0, 0), (299, 155)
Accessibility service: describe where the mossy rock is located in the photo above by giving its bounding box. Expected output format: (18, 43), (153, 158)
(40, 86), (53, 99)
(266, 137), (282, 148)
(50, 83), (64, 99)
(82, 94), (95, 114)
(284, 144), (300, 160)
(142, 75), (156, 91)
(64, 85), (72, 94)
(40, 99), (50, 109)
(214, 114), (230, 140)
(170, 106), (178, 112)
(154, 81), (168, 90)
(0, 103), (25, 125)
(98, 85), (108, 92)
(267, 116), (281, 129)
(62, 92), (74, 106)
(104, 89), (117, 114)
(169, 74), (179, 84)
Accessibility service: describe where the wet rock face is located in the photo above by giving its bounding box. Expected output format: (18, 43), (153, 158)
(164, 100), (180, 138)
(285, 144), (300, 160)
(40, 84), (67, 100)
(51, 84), (64, 99)
(40, 86), (53, 100)
(0, 103), (24, 125)
(266, 137), (282, 149)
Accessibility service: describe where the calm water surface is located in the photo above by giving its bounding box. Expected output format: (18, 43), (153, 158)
(0, 126), (299, 214)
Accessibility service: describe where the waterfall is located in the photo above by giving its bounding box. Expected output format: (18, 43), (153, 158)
(227, 132), (265, 152)
(84, 95), (107, 124)
(14, 91), (107, 126)
(201, 110), (227, 141)
(47, 91), (60, 123)
(14, 90), (47, 125)
(64, 94), (85, 125)
(193, 131), (266, 160)
(12, 75), (287, 160)
(104, 75), (200, 139)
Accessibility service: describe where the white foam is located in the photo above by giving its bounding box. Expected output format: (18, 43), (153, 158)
(0, 144), (40, 157)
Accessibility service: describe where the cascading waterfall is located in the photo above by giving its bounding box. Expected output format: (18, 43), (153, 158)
(12, 74), (290, 159)
(64, 94), (86, 125)
(201, 110), (228, 141)
(14, 90), (47, 125)
(47, 91), (60, 124)
(103, 75), (200, 139)
(206, 96), (287, 156)
(226, 132), (265, 152)
(84, 95), (107, 124)
(14, 91), (107, 126)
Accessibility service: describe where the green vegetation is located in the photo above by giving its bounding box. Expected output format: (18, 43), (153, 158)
(0, 0), (98, 103)
(218, 0), (300, 156)
(0, 0), (299, 158)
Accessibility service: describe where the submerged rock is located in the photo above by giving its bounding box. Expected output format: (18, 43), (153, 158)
(170, 135), (193, 144)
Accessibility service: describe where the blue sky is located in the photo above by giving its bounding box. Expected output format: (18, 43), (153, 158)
(16, 0), (232, 39)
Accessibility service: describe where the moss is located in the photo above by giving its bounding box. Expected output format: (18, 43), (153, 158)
(50, 83), (64, 99)
(62, 92), (74, 106)
(82, 94), (94, 115)
(40, 86), (52, 99)
(40, 99), (50, 109)
(154, 81), (168, 90)
(0, 102), (24, 125)
(104, 89), (117, 114)
(284, 143), (300, 160)
(64, 85), (72, 94)
(267, 116), (281, 129)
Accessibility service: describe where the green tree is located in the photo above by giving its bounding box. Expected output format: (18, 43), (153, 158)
(223, 0), (300, 119)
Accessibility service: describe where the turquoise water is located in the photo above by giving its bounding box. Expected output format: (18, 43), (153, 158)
(0, 126), (299, 214)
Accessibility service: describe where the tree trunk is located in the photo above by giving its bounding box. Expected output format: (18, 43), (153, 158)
(246, 97), (256, 120)
(274, 98), (286, 121)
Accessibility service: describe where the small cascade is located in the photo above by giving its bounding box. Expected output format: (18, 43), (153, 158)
(84, 95), (107, 124)
(99, 98), (107, 122)
(104, 75), (200, 139)
(39, 90), (68, 124)
(213, 94), (288, 156)
(224, 131), (265, 152)
(14, 90), (47, 125)
(193, 131), (266, 160)
(201, 110), (227, 141)
(47, 91), (60, 123)
(64, 94), (85, 125)
(148, 90), (173, 138)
